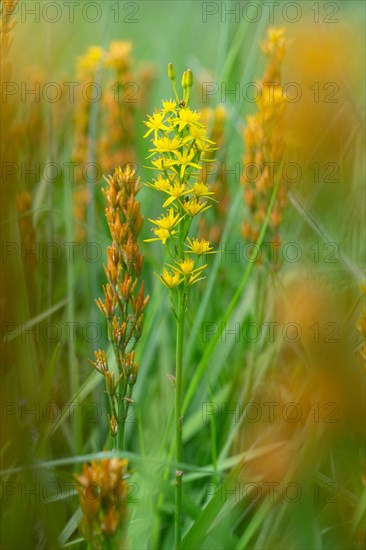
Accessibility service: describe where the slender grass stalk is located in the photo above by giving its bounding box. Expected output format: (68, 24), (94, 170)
(207, 367), (218, 486)
(64, 159), (82, 455)
(242, 267), (266, 402)
(182, 173), (282, 415)
(174, 284), (185, 548)
(45, 25), (54, 364)
(86, 65), (102, 332)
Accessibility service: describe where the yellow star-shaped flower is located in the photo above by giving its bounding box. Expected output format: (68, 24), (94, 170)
(185, 238), (215, 255)
(190, 182), (216, 200)
(183, 198), (211, 217)
(148, 208), (184, 230)
(170, 150), (202, 178)
(146, 175), (172, 192)
(161, 99), (178, 113)
(151, 136), (182, 154)
(155, 267), (183, 288)
(144, 112), (169, 138)
(144, 227), (177, 245)
(174, 108), (202, 132)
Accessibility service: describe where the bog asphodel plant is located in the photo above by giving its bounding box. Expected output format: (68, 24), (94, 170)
(242, 27), (288, 265)
(199, 105), (229, 244)
(74, 457), (129, 549)
(90, 165), (149, 450)
(144, 63), (217, 548)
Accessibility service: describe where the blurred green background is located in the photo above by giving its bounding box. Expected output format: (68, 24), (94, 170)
(1, 1), (365, 549)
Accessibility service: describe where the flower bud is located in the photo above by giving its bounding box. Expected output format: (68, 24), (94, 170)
(109, 414), (118, 437)
(186, 69), (193, 88)
(105, 371), (115, 395)
(168, 63), (175, 81)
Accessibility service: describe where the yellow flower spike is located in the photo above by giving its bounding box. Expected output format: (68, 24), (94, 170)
(185, 237), (215, 255)
(148, 208), (184, 230)
(143, 112), (169, 138)
(155, 268), (183, 288)
(144, 227), (177, 245)
(241, 27), (288, 257)
(183, 198), (211, 217)
(142, 66), (220, 547)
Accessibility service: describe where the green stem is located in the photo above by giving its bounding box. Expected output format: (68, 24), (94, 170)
(64, 156), (81, 455)
(207, 368), (218, 486)
(175, 284), (185, 549)
(153, 172), (282, 545)
(117, 377), (127, 450)
(124, 384), (134, 443)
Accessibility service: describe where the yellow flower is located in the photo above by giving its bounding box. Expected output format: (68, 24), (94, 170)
(261, 26), (288, 61)
(144, 227), (177, 245)
(190, 182), (215, 199)
(162, 99), (178, 113)
(262, 27), (286, 50)
(169, 258), (207, 276)
(150, 157), (176, 172)
(104, 41), (132, 71)
(187, 271), (206, 286)
(188, 125), (216, 152)
(162, 182), (188, 207)
(171, 150), (202, 178)
(151, 136), (182, 154)
(149, 208), (184, 230)
(183, 198), (211, 217)
(144, 112), (169, 138)
(156, 268), (183, 288)
(185, 237), (215, 255)
(258, 84), (285, 112)
(146, 175), (172, 192)
(199, 141), (218, 155)
(168, 258), (208, 286)
(77, 46), (104, 79)
(175, 108), (202, 132)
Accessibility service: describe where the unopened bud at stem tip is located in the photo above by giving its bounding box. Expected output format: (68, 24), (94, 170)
(168, 63), (175, 81)
(186, 69), (193, 88)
